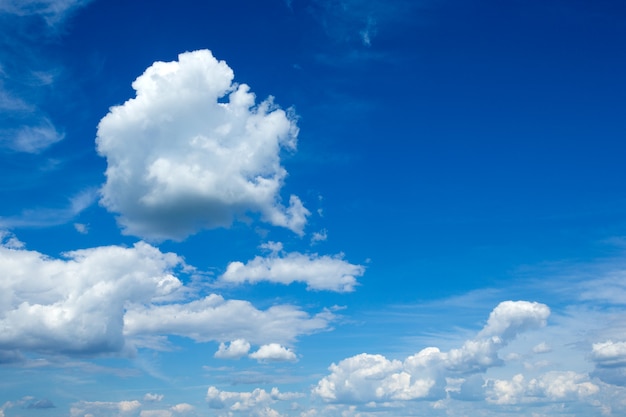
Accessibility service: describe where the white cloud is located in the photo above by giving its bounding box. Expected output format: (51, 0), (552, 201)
(215, 339), (251, 359)
(485, 371), (599, 405)
(74, 223), (89, 234)
(125, 295), (333, 347)
(590, 340), (626, 386)
(477, 300), (550, 341)
(0, 1), (92, 154)
(1, 119), (64, 153)
(70, 400), (141, 417)
(142, 394), (163, 403)
(311, 229), (328, 245)
(249, 344), (297, 363)
(592, 341), (626, 366)
(206, 386), (302, 414)
(220, 242), (364, 292)
(0, 234), (334, 358)
(170, 403), (194, 414)
(313, 301), (550, 404)
(96, 49), (309, 241)
(0, 239), (183, 355)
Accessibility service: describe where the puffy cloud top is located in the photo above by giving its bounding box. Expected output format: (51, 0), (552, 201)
(96, 50), (308, 241)
(0, 232), (335, 358)
(313, 301), (551, 404)
(249, 343), (297, 363)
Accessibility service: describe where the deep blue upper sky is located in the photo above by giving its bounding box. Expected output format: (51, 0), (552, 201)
(1, 1), (625, 416)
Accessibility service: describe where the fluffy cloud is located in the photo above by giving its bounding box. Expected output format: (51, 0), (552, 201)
(485, 371), (598, 405)
(96, 49), (308, 241)
(206, 386), (302, 416)
(143, 394), (163, 403)
(249, 344), (297, 363)
(220, 242), (364, 292)
(124, 295), (334, 347)
(590, 340), (626, 386)
(313, 301), (550, 404)
(0, 236), (183, 355)
(591, 340), (626, 367)
(214, 339), (251, 359)
(0, 232), (334, 357)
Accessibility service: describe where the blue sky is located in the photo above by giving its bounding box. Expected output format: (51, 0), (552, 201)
(1, 0), (625, 416)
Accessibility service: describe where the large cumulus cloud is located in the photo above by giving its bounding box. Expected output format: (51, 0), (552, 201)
(96, 49), (309, 241)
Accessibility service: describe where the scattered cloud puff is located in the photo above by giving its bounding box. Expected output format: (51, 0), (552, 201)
(220, 241), (364, 292)
(249, 343), (297, 363)
(0, 233), (334, 358)
(96, 50), (308, 241)
(310, 229), (327, 245)
(206, 386), (303, 416)
(313, 301), (550, 403)
(143, 394), (163, 403)
(215, 339), (251, 359)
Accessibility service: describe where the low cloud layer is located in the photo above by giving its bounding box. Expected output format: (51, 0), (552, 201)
(96, 50), (308, 241)
(0, 232), (333, 358)
(313, 301), (551, 403)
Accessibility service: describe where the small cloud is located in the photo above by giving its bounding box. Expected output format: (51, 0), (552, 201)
(170, 403), (194, 414)
(74, 223), (89, 234)
(143, 393), (163, 403)
(220, 245), (364, 292)
(214, 339), (251, 360)
(311, 229), (328, 245)
(249, 343), (297, 363)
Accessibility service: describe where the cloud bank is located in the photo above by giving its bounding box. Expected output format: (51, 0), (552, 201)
(0, 232), (333, 358)
(96, 50), (309, 241)
(313, 301), (551, 403)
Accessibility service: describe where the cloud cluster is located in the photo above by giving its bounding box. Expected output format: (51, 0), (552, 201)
(485, 371), (598, 405)
(313, 301), (550, 403)
(0, 232), (333, 358)
(220, 242), (364, 292)
(96, 50), (308, 241)
(206, 386), (302, 416)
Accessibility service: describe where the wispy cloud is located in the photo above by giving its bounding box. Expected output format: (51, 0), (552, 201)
(0, 0), (93, 153)
(0, 188), (97, 228)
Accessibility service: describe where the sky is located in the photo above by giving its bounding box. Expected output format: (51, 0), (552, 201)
(0, 0), (625, 416)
